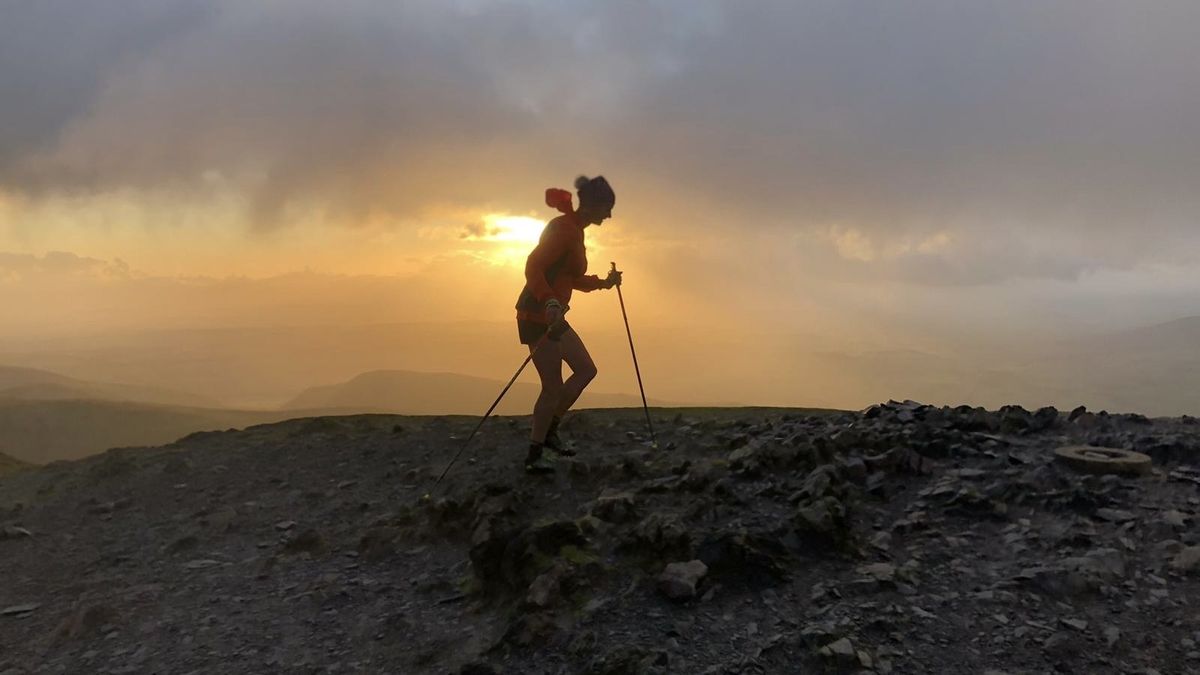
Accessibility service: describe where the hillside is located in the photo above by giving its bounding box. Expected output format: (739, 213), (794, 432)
(0, 366), (219, 408)
(0, 450), (28, 477)
(0, 366), (671, 466)
(284, 369), (668, 415)
(0, 399), (294, 465)
(1, 403), (1199, 672)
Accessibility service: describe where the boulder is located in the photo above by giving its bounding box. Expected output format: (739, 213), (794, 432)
(1169, 546), (1200, 574)
(657, 560), (708, 600)
(590, 490), (638, 524)
(696, 533), (790, 588)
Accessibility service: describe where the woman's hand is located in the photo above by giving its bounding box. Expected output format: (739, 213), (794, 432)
(604, 269), (623, 289)
(545, 298), (564, 324)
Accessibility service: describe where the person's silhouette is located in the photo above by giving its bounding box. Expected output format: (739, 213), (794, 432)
(514, 175), (621, 473)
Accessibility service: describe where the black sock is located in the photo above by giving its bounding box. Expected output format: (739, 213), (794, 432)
(546, 416), (562, 445)
(526, 442), (544, 463)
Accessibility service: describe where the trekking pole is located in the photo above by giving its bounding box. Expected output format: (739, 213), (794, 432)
(611, 262), (657, 448)
(432, 322), (558, 487)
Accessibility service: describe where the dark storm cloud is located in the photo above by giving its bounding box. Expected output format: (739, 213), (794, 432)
(625, 2), (1200, 221)
(0, 0), (214, 170)
(2, 1), (1198, 280)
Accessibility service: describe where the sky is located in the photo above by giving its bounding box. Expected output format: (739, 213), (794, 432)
(2, 1), (1200, 410)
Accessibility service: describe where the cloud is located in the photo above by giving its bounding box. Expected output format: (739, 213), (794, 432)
(0, 1), (214, 167)
(0, 250), (130, 281)
(801, 226), (1104, 286)
(1, 1), (1199, 284)
(460, 222), (486, 239)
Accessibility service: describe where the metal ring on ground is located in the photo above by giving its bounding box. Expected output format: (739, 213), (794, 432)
(1054, 445), (1152, 476)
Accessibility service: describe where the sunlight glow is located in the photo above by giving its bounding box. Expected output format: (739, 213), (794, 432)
(459, 213), (549, 266)
(480, 214), (546, 243)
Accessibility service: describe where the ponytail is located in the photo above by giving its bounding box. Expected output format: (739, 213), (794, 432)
(545, 187), (574, 215)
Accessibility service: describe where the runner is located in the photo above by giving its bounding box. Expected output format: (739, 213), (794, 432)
(514, 176), (621, 473)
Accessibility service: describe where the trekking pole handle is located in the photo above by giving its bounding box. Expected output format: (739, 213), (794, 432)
(610, 261), (621, 287)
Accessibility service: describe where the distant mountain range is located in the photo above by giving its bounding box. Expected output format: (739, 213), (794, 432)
(0, 366), (670, 465)
(0, 366), (292, 465)
(284, 369), (670, 415)
(0, 314), (1198, 465)
(816, 315), (1200, 416)
(0, 366), (220, 408)
(0, 322), (537, 409)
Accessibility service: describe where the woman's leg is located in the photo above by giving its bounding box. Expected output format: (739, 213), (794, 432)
(555, 327), (598, 417)
(530, 338), (564, 443)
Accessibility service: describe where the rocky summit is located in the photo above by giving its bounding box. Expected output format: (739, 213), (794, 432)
(3, 403), (1200, 674)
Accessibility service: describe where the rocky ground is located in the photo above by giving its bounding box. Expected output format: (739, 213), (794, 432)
(2, 402), (1200, 674)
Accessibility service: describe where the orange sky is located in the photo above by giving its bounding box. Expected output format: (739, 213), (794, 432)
(3, 2), (1200, 413)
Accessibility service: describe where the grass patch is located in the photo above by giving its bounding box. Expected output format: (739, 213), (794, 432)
(457, 575), (483, 596)
(559, 545), (599, 566)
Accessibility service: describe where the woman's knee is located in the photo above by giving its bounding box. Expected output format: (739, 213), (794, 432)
(577, 362), (598, 384)
(539, 380), (565, 401)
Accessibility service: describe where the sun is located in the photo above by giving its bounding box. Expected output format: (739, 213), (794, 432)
(460, 212), (605, 267)
(480, 214), (545, 244)
(459, 213), (548, 267)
